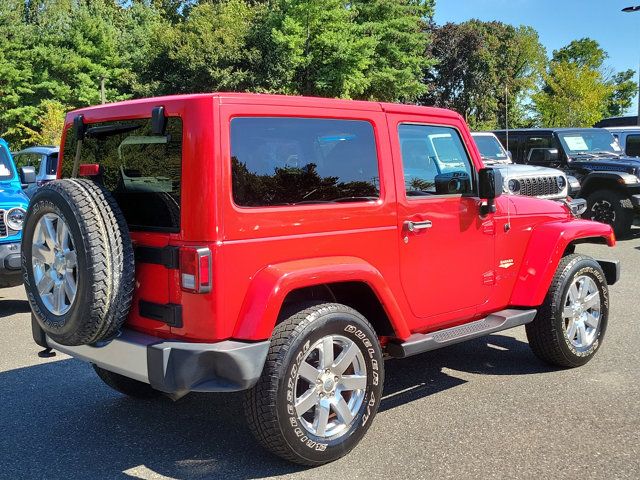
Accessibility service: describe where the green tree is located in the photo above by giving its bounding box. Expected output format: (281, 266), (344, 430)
(534, 38), (636, 126)
(422, 20), (545, 129)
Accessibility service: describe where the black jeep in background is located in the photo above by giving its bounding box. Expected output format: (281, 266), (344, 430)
(493, 128), (640, 237)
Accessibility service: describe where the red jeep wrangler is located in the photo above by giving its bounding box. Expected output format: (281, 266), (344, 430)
(23, 94), (619, 466)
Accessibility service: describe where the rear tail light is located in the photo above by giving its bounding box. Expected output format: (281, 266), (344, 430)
(179, 247), (212, 293)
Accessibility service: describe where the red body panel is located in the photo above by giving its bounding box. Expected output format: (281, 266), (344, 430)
(58, 93), (615, 344)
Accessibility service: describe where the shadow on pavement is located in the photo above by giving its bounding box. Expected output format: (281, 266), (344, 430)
(0, 299), (30, 318)
(0, 332), (551, 479)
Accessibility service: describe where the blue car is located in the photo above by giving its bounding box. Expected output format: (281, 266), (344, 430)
(0, 138), (29, 288)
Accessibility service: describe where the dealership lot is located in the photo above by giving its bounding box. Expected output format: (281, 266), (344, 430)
(1, 234), (638, 480)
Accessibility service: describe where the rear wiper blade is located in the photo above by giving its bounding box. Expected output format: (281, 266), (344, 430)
(86, 124), (141, 139)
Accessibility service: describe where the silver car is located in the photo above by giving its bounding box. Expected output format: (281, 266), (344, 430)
(472, 132), (579, 200)
(11, 146), (59, 198)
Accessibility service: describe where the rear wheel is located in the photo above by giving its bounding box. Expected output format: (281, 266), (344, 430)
(244, 302), (384, 466)
(583, 189), (633, 238)
(526, 254), (608, 367)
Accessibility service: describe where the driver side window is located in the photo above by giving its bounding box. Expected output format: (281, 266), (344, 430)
(398, 124), (474, 197)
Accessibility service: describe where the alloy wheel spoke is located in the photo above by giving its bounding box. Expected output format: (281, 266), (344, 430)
(33, 244), (52, 265)
(43, 216), (58, 249)
(332, 342), (359, 375)
(568, 283), (579, 303)
(320, 336), (334, 370)
(331, 395), (354, 425)
(566, 319), (578, 341)
(577, 279), (588, 301)
(576, 322), (588, 346)
(562, 306), (574, 319)
(583, 291), (600, 310)
(37, 274), (55, 296)
(339, 374), (367, 391)
(65, 250), (77, 269)
(295, 388), (319, 416)
(63, 272), (77, 300)
(56, 220), (69, 250)
(585, 312), (600, 329)
(314, 401), (331, 437)
(52, 282), (65, 313)
(298, 361), (320, 383)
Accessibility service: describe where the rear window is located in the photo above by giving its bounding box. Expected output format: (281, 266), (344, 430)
(62, 117), (182, 232)
(0, 148), (14, 180)
(46, 153), (58, 175)
(231, 117), (379, 207)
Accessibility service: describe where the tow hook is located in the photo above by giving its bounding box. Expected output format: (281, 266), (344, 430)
(38, 347), (56, 358)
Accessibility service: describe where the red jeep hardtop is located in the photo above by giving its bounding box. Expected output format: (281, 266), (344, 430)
(24, 93), (618, 465)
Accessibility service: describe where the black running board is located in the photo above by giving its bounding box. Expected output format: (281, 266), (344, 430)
(386, 309), (537, 358)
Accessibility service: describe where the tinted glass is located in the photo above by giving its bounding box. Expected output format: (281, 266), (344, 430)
(399, 124), (473, 196)
(557, 130), (621, 155)
(231, 117), (379, 207)
(46, 153), (58, 175)
(0, 148), (15, 180)
(62, 118), (182, 232)
(626, 134), (640, 157)
(474, 135), (509, 162)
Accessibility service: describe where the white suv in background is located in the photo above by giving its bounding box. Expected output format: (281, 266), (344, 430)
(472, 132), (579, 200)
(605, 127), (640, 158)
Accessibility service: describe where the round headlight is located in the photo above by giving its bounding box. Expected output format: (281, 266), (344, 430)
(556, 176), (566, 190)
(507, 179), (521, 193)
(6, 207), (26, 231)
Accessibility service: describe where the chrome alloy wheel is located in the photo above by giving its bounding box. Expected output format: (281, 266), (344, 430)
(562, 275), (601, 349)
(294, 335), (367, 439)
(32, 213), (78, 316)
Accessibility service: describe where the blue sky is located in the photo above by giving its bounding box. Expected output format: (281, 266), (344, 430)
(433, 0), (640, 115)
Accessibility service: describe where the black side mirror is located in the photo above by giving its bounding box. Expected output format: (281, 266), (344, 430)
(20, 166), (36, 187)
(478, 167), (502, 215)
(528, 148), (558, 164)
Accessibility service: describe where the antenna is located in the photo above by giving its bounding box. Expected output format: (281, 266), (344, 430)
(505, 84), (511, 232)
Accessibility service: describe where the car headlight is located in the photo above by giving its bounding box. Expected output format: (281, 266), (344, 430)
(507, 179), (521, 194)
(556, 176), (566, 190)
(6, 207), (26, 231)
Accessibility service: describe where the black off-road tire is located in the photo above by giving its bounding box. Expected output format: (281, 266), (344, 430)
(526, 254), (609, 368)
(22, 179), (135, 346)
(583, 189), (634, 238)
(244, 302), (384, 466)
(93, 364), (162, 399)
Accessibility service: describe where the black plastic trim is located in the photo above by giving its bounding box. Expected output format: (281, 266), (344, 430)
(31, 314), (48, 349)
(139, 300), (183, 328)
(631, 194), (640, 208)
(597, 259), (621, 286)
(386, 309), (537, 358)
(135, 245), (179, 269)
(147, 339), (270, 397)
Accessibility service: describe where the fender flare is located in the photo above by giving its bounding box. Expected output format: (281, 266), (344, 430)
(579, 171), (640, 195)
(510, 219), (615, 307)
(232, 256), (410, 340)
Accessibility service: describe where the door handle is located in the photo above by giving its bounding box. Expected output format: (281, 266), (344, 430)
(404, 220), (433, 232)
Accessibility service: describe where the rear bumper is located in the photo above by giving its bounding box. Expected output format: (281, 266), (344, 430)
(43, 327), (270, 398)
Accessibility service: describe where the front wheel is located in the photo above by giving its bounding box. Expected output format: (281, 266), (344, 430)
(583, 189), (633, 238)
(526, 254), (609, 368)
(244, 302), (384, 466)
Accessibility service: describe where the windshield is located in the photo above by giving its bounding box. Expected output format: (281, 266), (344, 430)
(0, 147), (15, 181)
(558, 130), (622, 155)
(473, 135), (511, 163)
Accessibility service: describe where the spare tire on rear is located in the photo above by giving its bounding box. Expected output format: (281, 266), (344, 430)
(22, 179), (135, 346)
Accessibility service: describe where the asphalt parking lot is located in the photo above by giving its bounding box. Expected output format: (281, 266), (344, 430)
(1, 232), (639, 480)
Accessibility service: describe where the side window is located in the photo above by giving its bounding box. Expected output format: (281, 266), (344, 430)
(13, 153), (39, 169)
(398, 124), (474, 197)
(524, 135), (553, 162)
(626, 135), (640, 157)
(231, 117), (379, 207)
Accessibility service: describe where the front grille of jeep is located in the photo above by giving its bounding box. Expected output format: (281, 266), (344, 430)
(519, 176), (561, 198)
(0, 210), (6, 238)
